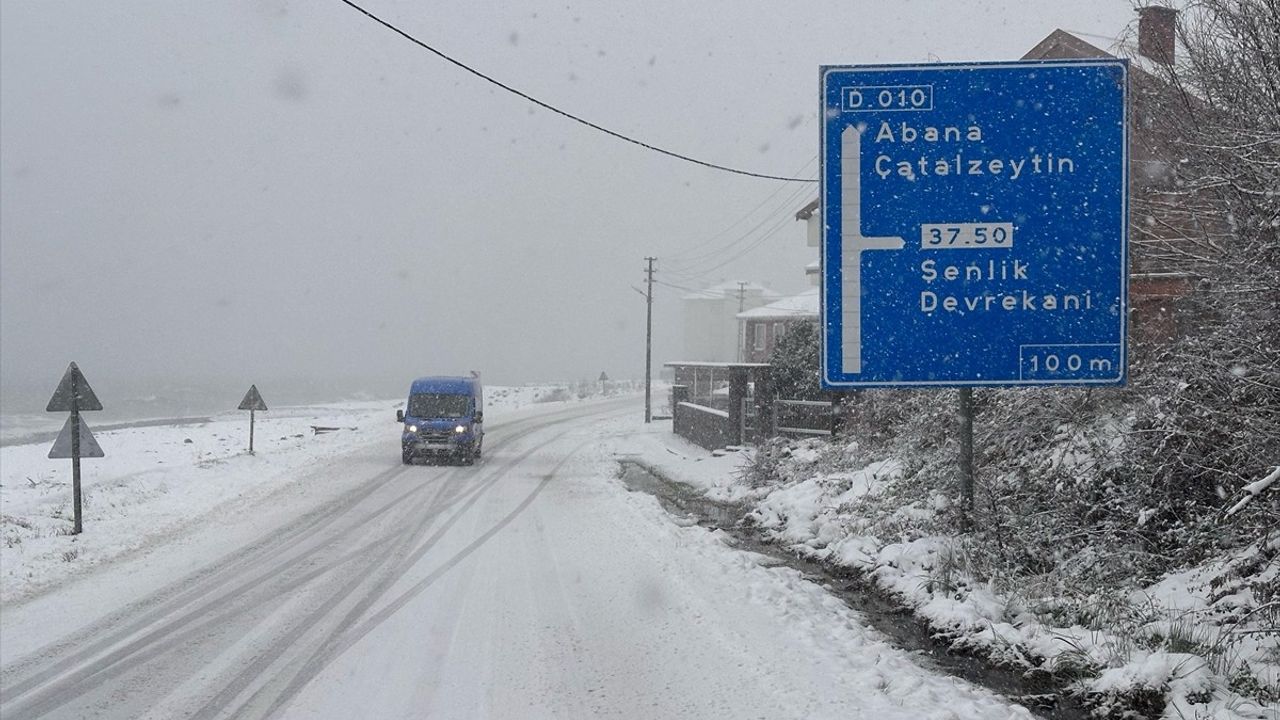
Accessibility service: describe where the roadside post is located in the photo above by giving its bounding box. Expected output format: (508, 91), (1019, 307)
(238, 385), (268, 454)
(820, 60), (1129, 528)
(46, 362), (104, 535)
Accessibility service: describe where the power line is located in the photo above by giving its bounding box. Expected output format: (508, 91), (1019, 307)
(666, 184), (812, 275)
(653, 278), (701, 293)
(678, 210), (799, 278)
(667, 172), (814, 271)
(336, 0), (818, 183)
(668, 197), (806, 281)
(665, 156), (818, 262)
(666, 180), (813, 278)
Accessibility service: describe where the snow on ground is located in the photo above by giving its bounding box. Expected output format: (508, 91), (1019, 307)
(212, 409), (1039, 720)
(559, 417), (1036, 720)
(600, 417), (753, 503)
(610, 423), (1280, 720)
(3, 386), (1266, 719)
(0, 385), (596, 605)
(2, 394), (1041, 720)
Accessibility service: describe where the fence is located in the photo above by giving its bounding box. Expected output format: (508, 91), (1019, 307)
(773, 399), (834, 437)
(673, 401), (731, 451)
(666, 363), (838, 449)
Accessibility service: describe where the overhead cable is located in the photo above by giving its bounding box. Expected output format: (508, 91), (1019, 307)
(666, 181), (814, 278)
(666, 155), (818, 263)
(337, 0), (818, 183)
(666, 180), (814, 273)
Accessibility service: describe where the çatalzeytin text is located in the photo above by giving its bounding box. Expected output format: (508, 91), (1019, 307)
(920, 259), (1094, 314)
(871, 121), (1075, 181)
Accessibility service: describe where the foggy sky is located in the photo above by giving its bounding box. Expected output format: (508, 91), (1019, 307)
(0, 0), (1137, 407)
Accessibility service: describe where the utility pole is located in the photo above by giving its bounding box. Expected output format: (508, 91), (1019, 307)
(736, 281), (748, 361)
(644, 256), (656, 423)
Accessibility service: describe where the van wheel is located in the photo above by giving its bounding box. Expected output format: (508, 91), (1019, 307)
(401, 449), (413, 465)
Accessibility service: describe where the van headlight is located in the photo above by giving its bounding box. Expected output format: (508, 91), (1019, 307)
(454, 425), (467, 434)
(406, 424), (417, 433)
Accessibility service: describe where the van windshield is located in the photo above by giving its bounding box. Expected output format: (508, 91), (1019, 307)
(407, 393), (470, 418)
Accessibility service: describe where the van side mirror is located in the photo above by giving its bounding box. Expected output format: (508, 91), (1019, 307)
(396, 409), (405, 423)
(473, 411), (483, 423)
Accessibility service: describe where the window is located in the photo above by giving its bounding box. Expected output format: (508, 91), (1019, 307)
(407, 393), (471, 418)
(753, 323), (766, 351)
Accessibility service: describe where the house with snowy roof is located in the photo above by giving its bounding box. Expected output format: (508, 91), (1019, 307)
(736, 287), (819, 363)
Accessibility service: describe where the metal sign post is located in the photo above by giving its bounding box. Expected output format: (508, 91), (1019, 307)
(958, 388), (975, 530)
(238, 385), (268, 454)
(820, 60), (1129, 528)
(46, 362), (104, 535)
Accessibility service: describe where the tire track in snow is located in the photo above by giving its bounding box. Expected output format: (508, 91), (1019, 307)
(4, 433), (535, 718)
(195, 425), (586, 720)
(1, 463), (416, 693)
(253, 436), (600, 720)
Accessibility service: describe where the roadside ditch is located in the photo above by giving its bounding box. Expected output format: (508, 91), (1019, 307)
(617, 459), (1095, 720)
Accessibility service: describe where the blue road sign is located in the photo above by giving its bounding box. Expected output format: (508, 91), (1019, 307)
(821, 60), (1128, 388)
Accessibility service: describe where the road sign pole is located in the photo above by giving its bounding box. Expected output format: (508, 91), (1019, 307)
(958, 388), (975, 532)
(71, 402), (83, 535)
(238, 385), (268, 454)
(47, 362), (103, 535)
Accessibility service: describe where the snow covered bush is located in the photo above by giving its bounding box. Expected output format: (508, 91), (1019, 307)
(767, 320), (826, 402)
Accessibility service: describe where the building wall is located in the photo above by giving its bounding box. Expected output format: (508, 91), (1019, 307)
(682, 289), (774, 362)
(682, 300), (730, 362)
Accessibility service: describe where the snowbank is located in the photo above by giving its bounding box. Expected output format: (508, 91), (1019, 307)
(616, 423), (1280, 720)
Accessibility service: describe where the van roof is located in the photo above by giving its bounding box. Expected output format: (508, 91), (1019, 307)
(409, 376), (479, 395)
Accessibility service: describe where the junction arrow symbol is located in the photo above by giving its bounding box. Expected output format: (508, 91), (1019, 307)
(841, 125), (905, 374)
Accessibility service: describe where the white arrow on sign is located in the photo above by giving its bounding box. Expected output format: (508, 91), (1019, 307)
(49, 416), (105, 459)
(841, 124), (905, 374)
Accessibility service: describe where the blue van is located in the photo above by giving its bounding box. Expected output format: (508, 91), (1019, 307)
(396, 375), (484, 465)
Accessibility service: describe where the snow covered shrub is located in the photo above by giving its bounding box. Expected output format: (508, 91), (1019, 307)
(736, 437), (828, 490)
(736, 437), (792, 489)
(767, 320), (825, 402)
(1119, 0), (1280, 550)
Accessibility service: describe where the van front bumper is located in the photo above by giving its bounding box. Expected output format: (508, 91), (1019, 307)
(402, 432), (472, 454)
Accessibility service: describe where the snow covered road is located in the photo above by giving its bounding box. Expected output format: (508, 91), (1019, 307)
(1, 398), (1031, 719)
